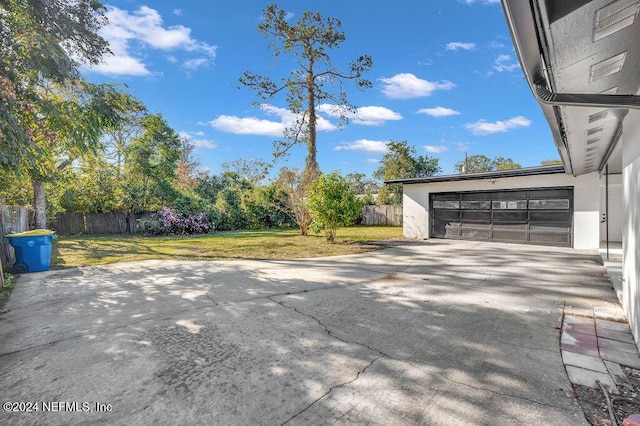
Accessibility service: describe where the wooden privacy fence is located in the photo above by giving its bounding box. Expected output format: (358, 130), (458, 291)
(50, 212), (152, 235)
(1, 205), (31, 269)
(361, 205), (402, 226)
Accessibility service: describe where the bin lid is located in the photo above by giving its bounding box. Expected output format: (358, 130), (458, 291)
(5, 229), (55, 238)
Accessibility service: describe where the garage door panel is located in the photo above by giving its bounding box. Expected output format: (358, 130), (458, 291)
(530, 211), (571, 221)
(461, 192), (492, 200)
(460, 229), (491, 239)
(493, 211), (528, 221)
(430, 187), (573, 247)
(461, 211), (491, 221)
(493, 222), (527, 230)
(493, 231), (528, 241)
(433, 210), (460, 220)
(492, 191), (528, 200)
(530, 233), (571, 244)
(529, 222), (571, 232)
(529, 189), (571, 198)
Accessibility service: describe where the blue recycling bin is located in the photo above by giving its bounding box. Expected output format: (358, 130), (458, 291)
(5, 230), (55, 273)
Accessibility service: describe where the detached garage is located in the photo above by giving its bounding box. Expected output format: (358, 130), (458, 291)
(386, 165), (602, 250)
(431, 187), (572, 247)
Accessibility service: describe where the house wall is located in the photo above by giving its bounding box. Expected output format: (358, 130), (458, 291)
(402, 172), (601, 250)
(622, 110), (640, 350)
(599, 174), (623, 243)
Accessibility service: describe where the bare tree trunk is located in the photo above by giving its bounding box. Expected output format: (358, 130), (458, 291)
(33, 180), (47, 229)
(305, 62), (319, 176)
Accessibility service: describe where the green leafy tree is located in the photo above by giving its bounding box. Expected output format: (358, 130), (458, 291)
(346, 173), (379, 195)
(454, 154), (492, 174)
(0, 0), (110, 172)
(454, 155), (521, 174)
(492, 156), (521, 171)
(220, 158), (269, 186)
(374, 140), (441, 204)
(240, 4), (373, 176)
(541, 159), (563, 166)
(57, 155), (121, 213)
(122, 114), (182, 213)
(28, 82), (138, 227)
(307, 172), (361, 242)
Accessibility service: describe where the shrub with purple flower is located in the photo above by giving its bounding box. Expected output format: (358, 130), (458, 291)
(139, 207), (213, 235)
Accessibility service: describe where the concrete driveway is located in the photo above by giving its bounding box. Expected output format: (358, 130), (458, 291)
(0, 240), (617, 425)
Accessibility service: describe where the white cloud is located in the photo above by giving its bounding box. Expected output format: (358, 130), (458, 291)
(465, 116), (531, 135)
(192, 139), (218, 149)
(209, 115), (284, 136)
(173, 9), (183, 16)
(424, 145), (449, 153)
(366, 158), (380, 163)
(493, 54), (520, 72)
(317, 104), (402, 126)
(446, 42), (476, 51)
(334, 139), (388, 154)
(379, 73), (455, 99)
(454, 142), (471, 152)
(179, 131), (218, 149)
(417, 107), (461, 118)
(90, 6), (217, 76)
(209, 104), (336, 136)
(182, 58), (208, 70)
(262, 104), (336, 132)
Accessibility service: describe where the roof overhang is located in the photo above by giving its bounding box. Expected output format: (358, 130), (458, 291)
(385, 165), (565, 186)
(500, 0), (640, 176)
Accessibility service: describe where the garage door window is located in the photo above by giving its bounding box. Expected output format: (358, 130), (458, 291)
(433, 201), (459, 209)
(528, 199), (570, 209)
(461, 201), (490, 209)
(492, 200), (527, 209)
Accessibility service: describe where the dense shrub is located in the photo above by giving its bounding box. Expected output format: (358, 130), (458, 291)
(308, 172), (362, 242)
(138, 207), (213, 235)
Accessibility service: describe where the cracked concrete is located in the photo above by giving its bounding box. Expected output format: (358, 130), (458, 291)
(0, 240), (619, 425)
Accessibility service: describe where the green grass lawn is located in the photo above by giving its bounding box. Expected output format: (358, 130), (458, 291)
(51, 226), (403, 268)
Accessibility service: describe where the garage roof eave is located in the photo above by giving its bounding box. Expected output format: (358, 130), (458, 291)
(384, 165), (566, 186)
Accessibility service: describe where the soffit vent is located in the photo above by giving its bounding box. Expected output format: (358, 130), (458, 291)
(587, 146), (599, 152)
(586, 126), (604, 136)
(587, 110), (609, 123)
(594, 0), (640, 41)
(590, 52), (627, 82)
(587, 138), (601, 145)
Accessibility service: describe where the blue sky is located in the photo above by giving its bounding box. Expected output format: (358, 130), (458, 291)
(84, 0), (559, 178)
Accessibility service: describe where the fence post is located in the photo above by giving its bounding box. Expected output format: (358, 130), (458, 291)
(1, 205), (31, 270)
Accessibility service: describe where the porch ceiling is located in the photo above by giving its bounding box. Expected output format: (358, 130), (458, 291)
(501, 0), (640, 175)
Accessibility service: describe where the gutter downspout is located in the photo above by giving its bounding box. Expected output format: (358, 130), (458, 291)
(606, 165), (610, 260)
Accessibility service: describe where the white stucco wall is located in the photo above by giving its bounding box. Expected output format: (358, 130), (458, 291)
(600, 174), (623, 243)
(622, 110), (640, 349)
(402, 172), (601, 250)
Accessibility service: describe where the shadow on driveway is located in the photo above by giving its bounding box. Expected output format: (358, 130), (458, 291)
(0, 240), (616, 425)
